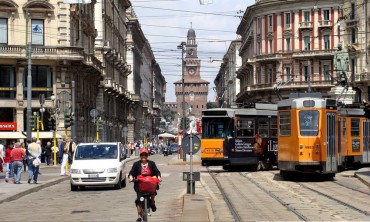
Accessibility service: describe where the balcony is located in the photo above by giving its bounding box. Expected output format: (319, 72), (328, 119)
(103, 77), (113, 90)
(293, 49), (335, 59)
(142, 100), (149, 108)
(355, 72), (370, 82)
(318, 20), (332, 29)
(246, 30), (254, 43)
(255, 53), (282, 62)
(83, 53), (103, 72)
(153, 102), (160, 109)
(346, 14), (358, 27)
(299, 21), (313, 30)
(0, 45), (84, 60)
(268, 26), (273, 33)
(249, 80), (333, 91)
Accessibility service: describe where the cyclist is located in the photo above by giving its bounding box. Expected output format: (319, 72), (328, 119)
(128, 148), (162, 222)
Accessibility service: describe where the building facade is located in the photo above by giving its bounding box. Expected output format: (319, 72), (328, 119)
(236, 0), (345, 104)
(214, 39), (242, 108)
(0, 1), (166, 144)
(174, 28), (209, 129)
(342, 0), (370, 102)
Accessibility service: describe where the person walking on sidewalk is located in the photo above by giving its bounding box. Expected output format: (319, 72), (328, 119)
(44, 142), (52, 165)
(27, 137), (42, 184)
(60, 138), (76, 175)
(4, 142), (14, 183)
(58, 139), (65, 165)
(20, 142), (27, 172)
(0, 141), (4, 173)
(10, 143), (25, 184)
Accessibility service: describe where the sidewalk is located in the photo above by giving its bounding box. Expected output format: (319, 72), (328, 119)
(354, 167), (370, 188)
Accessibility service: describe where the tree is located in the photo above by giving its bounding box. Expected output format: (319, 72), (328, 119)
(162, 108), (176, 122)
(206, 102), (218, 109)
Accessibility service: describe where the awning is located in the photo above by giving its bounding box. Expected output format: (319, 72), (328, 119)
(23, 132), (63, 139)
(0, 131), (27, 139)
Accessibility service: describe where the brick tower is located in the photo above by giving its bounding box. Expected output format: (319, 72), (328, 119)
(175, 26), (209, 125)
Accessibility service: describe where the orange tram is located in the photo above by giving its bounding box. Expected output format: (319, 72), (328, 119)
(278, 92), (370, 178)
(200, 104), (278, 171)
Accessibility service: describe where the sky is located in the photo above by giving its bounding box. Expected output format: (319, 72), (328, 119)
(130, 0), (255, 102)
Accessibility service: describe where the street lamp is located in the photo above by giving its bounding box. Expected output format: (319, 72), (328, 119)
(177, 41), (186, 161)
(50, 94), (60, 166)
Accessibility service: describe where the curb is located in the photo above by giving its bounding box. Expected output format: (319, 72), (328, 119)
(354, 172), (370, 189)
(0, 176), (69, 204)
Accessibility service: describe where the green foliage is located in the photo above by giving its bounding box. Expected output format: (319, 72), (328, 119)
(206, 102), (218, 109)
(162, 108), (176, 122)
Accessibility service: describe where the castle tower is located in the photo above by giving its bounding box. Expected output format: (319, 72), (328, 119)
(175, 26), (209, 125)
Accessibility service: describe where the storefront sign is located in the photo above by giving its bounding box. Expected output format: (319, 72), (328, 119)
(0, 122), (17, 131)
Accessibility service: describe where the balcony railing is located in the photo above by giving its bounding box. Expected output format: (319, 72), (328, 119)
(0, 45), (84, 60)
(255, 53), (282, 61)
(104, 77), (113, 89)
(293, 49), (335, 58)
(247, 80), (333, 91)
(299, 21), (313, 29)
(318, 20), (332, 28)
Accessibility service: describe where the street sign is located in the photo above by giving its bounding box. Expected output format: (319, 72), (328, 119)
(90, 109), (98, 118)
(182, 134), (201, 154)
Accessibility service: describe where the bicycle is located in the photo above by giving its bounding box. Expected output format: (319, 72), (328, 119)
(130, 176), (160, 222)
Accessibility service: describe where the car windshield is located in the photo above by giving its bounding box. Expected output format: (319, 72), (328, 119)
(75, 144), (118, 160)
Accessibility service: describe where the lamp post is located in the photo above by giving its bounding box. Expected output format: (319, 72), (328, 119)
(50, 94), (60, 166)
(177, 41), (186, 161)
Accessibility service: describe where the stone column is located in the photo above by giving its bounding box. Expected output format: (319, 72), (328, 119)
(15, 63), (25, 132)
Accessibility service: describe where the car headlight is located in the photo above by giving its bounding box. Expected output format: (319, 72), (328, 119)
(70, 169), (81, 174)
(106, 168), (118, 173)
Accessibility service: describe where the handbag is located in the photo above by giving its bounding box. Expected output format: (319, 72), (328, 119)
(32, 158), (41, 167)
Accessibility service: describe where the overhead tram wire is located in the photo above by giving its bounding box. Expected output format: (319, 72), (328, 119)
(140, 24), (235, 33)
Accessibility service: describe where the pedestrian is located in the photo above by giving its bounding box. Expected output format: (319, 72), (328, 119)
(60, 138), (76, 175)
(27, 137), (42, 184)
(10, 142), (25, 184)
(66, 139), (76, 165)
(4, 142), (14, 182)
(45, 142), (52, 165)
(130, 142), (134, 155)
(20, 142), (27, 172)
(58, 139), (65, 165)
(0, 141), (4, 173)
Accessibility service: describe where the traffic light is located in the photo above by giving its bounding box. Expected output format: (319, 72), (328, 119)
(97, 119), (104, 131)
(364, 103), (370, 119)
(48, 117), (56, 130)
(64, 112), (73, 128)
(30, 115), (36, 130)
(185, 117), (190, 129)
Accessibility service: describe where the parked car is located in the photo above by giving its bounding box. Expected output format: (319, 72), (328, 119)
(169, 143), (179, 154)
(70, 142), (127, 191)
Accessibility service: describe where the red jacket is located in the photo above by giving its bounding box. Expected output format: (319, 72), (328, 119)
(4, 148), (13, 163)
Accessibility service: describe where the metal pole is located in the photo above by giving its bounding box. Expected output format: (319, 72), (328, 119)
(180, 42), (186, 162)
(71, 81), (76, 141)
(190, 133), (194, 194)
(53, 126), (57, 166)
(26, 43), (32, 142)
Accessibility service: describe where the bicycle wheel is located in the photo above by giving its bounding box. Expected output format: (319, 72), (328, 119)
(142, 197), (148, 222)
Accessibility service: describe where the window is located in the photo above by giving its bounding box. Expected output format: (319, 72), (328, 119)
(351, 28), (356, 43)
(257, 68), (262, 84)
(258, 119), (269, 138)
(31, 19), (44, 45)
(304, 11), (310, 22)
(351, 3), (355, 20)
(285, 38), (291, 52)
(285, 13), (291, 29)
(285, 66), (291, 81)
(304, 36), (310, 51)
(342, 118), (346, 136)
(304, 65), (310, 81)
(324, 35), (330, 50)
(351, 118), (360, 136)
(269, 39), (273, 53)
(299, 110), (319, 136)
(279, 111), (291, 136)
(323, 9), (330, 21)
(23, 66), (53, 99)
(0, 18), (7, 44)
(236, 119), (254, 138)
(323, 64), (330, 81)
(270, 118), (278, 137)
(268, 68), (273, 83)
(268, 15), (273, 27)
(351, 58), (357, 76)
(0, 66), (15, 99)
(257, 17), (261, 34)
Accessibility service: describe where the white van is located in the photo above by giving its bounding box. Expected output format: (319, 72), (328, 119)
(70, 142), (127, 191)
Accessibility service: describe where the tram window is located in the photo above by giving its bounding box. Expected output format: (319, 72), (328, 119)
(202, 118), (233, 139)
(299, 110), (319, 136)
(270, 118), (278, 137)
(351, 118), (360, 136)
(279, 112), (291, 136)
(342, 118), (346, 136)
(236, 119), (254, 138)
(258, 119), (269, 138)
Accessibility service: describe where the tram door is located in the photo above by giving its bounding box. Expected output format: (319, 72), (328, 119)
(326, 113), (337, 172)
(362, 120), (370, 163)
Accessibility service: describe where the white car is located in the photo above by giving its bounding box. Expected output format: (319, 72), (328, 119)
(70, 142), (127, 191)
